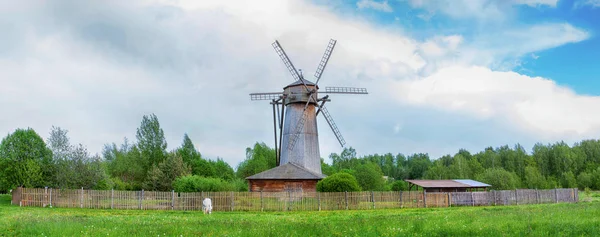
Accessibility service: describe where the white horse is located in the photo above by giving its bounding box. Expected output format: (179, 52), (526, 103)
(202, 198), (212, 214)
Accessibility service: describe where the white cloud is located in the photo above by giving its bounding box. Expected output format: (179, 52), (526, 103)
(406, 0), (558, 22)
(393, 65), (600, 140)
(512, 0), (559, 7)
(574, 0), (600, 8)
(356, 0), (393, 12)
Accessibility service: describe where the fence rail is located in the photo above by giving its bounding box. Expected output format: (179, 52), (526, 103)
(11, 187), (578, 212)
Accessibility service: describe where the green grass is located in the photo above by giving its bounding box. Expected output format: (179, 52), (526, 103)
(1, 194), (599, 236)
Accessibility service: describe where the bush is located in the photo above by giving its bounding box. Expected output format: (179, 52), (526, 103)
(173, 175), (246, 192)
(316, 173), (361, 192)
(390, 180), (408, 191)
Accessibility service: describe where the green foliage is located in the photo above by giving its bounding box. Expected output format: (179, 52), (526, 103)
(172, 175), (244, 192)
(476, 168), (520, 190)
(236, 142), (276, 178)
(316, 172), (361, 192)
(210, 158), (235, 181)
(143, 152), (191, 191)
(578, 172), (593, 190)
(353, 162), (386, 191)
(560, 171), (577, 188)
(136, 114), (167, 169)
(49, 127), (111, 190)
(0, 128), (53, 191)
(390, 180), (408, 191)
(524, 165), (546, 189)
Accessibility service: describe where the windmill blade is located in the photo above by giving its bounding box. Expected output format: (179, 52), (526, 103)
(319, 106), (346, 147)
(272, 40), (301, 81)
(313, 39), (337, 85)
(324, 87), (368, 94)
(250, 92), (284, 100)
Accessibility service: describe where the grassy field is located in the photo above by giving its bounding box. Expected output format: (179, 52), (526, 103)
(1, 193), (600, 237)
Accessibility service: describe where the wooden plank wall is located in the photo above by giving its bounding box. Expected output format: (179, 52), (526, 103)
(11, 187), (579, 212)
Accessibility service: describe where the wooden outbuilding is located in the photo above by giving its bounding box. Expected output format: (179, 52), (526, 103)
(405, 179), (491, 193)
(246, 162), (326, 192)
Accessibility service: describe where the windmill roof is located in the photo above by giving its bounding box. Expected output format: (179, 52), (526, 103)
(284, 78), (318, 89)
(245, 162), (326, 180)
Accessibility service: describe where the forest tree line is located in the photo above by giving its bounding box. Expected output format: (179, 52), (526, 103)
(1, 113), (600, 192)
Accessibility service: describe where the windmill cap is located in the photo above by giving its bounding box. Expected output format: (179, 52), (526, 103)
(284, 78), (318, 89)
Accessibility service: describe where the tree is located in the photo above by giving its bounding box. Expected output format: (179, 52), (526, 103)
(144, 152), (191, 191)
(476, 168), (520, 190)
(136, 114), (167, 170)
(177, 134), (202, 165)
(577, 172), (593, 190)
(108, 144), (147, 189)
(524, 165), (546, 189)
(560, 171), (577, 188)
(0, 128), (53, 191)
(390, 180), (408, 191)
(48, 127), (111, 189)
(210, 158), (235, 180)
(353, 162), (385, 191)
(236, 142), (276, 178)
(407, 153), (431, 179)
(316, 172), (361, 192)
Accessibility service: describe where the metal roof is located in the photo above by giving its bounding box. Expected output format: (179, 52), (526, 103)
(245, 162), (326, 180)
(405, 179), (491, 188)
(453, 179), (491, 187)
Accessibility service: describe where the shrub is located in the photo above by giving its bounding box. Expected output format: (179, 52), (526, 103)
(390, 180), (408, 191)
(316, 173), (361, 192)
(173, 175), (247, 192)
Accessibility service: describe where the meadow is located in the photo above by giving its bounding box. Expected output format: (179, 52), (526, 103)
(1, 193), (599, 237)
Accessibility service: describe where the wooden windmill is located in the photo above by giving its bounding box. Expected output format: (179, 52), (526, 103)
(246, 39), (368, 192)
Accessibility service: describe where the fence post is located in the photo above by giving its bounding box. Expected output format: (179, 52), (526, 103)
(345, 191), (348, 210)
(139, 190), (144, 210)
(231, 191), (234, 211)
(171, 190), (175, 210)
(399, 191), (403, 208)
(574, 188), (578, 203)
(371, 191), (375, 209)
(80, 187), (84, 208)
(448, 192), (452, 207)
(111, 189), (114, 209)
(493, 190), (496, 206)
(423, 189), (427, 208)
(49, 188), (52, 207)
(515, 189), (518, 205)
(318, 192), (321, 211)
(260, 190), (264, 212)
(44, 187), (48, 207)
(471, 192), (475, 206)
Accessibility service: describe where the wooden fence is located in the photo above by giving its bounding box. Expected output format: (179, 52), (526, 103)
(11, 187), (578, 212)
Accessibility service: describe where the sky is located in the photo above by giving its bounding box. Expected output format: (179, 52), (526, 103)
(1, 0), (600, 168)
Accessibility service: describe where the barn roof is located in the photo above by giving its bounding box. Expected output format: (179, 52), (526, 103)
(245, 162), (326, 180)
(405, 179), (491, 188)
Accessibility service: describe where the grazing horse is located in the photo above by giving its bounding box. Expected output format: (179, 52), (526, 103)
(202, 198), (212, 214)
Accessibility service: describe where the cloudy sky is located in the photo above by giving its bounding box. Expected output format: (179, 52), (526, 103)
(1, 0), (600, 168)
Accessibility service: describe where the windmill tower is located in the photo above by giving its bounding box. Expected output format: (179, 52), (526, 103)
(246, 39), (368, 192)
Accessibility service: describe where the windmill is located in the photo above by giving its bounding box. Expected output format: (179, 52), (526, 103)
(246, 39), (367, 192)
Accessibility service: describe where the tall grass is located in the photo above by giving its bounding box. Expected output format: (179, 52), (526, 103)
(1, 194), (599, 236)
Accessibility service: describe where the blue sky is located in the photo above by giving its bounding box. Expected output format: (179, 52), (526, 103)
(320, 0), (600, 94)
(2, 0), (600, 166)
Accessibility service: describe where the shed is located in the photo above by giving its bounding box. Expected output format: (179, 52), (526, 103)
(245, 162), (326, 192)
(405, 179), (491, 192)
